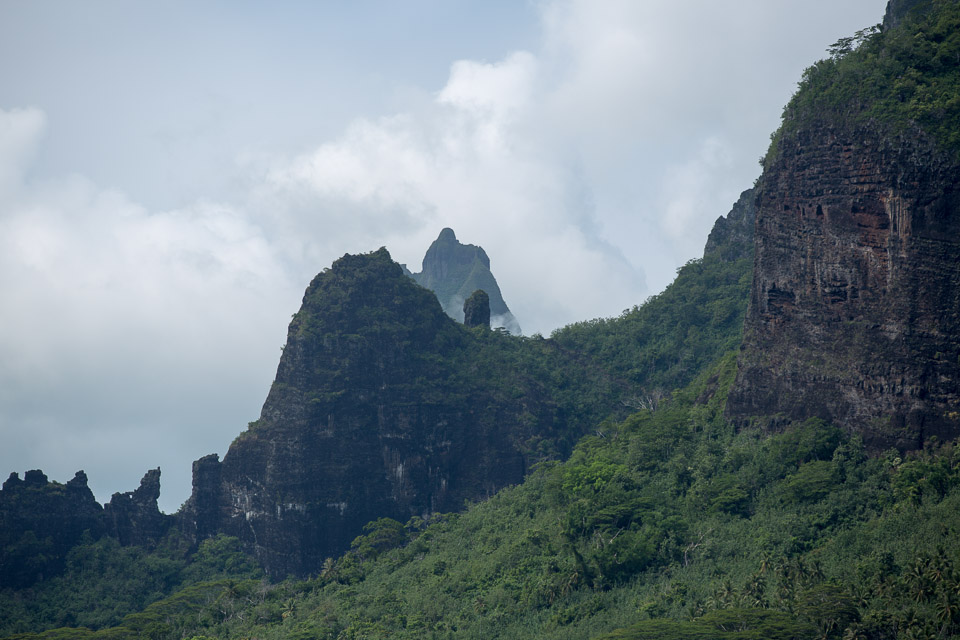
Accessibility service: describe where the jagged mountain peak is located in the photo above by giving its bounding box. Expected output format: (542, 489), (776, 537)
(436, 226), (457, 242)
(410, 228), (520, 334)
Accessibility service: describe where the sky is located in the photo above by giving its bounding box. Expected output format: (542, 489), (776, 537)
(0, 0), (889, 513)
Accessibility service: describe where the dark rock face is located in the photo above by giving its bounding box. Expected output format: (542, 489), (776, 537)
(883, 0), (931, 29)
(103, 468), (173, 547)
(727, 121), (960, 449)
(179, 454), (223, 543)
(410, 228), (521, 334)
(703, 188), (756, 262)
(185, 248), (617, 577)
(463, 290), (491, 328)
(0, 470), (103, 588)
(208, 250), (517, 577)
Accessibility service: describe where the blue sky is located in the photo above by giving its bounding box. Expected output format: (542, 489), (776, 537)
(0, 0), (888, 512)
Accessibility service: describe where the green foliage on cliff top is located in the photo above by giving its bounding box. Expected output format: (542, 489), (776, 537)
(768, 0), (960, 161)
(271, 247), (632, 463)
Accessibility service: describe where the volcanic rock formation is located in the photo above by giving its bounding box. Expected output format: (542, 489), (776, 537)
(463, 289), (491, 328)
(727, 121), (960, 449)
(409, 228), (521, 334)
(0, 468), (173, 588)
(181, 248), (620, 576)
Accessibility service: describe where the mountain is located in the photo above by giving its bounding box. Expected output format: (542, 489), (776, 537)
(177, 247), (628, 577)
(0, 190), (758, 637)
(408, 228), (522, 334)
(3, 1), (960, 638)
(727, 0), (960, 450)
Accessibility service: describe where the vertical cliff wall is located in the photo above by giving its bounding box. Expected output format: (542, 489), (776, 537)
(727, 121), (960, 448)
(727, 0), (960, 448)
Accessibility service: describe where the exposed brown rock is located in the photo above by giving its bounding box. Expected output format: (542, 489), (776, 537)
(727, 120), (960, 449)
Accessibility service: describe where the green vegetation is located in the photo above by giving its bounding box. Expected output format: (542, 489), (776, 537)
(552, 254), (752, 400)
(11, 356), (960, 639)
(7, 5), (960, 633)
(278, 247), (638, 464)
(767, 0), (960, 162)
(0, 534), (261, 637)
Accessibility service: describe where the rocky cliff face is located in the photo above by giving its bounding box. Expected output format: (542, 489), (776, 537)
(182, 248), (620, 577)
(727, 119), (960, 449)
(462, 289), (491, 328)
(0, 470), (103, 587)
(410, 228), (521, 334)
(703, 188), (755, 262)
(883, 0), (931, 29)
(102, 468), (172, 547)
(0, 468), (174, 588)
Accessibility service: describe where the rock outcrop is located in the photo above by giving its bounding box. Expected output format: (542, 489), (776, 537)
(462, 290), (491, 328)
(0, 467), (176, 588)
(0, 470), (104, 587)
(703, 188), (756, 263)
(883, 0), (931, 29)
(409, 228), (522, 334)
(180, 248), (624, 577)
(727, 120), (960, 449)
(103, 468), (173, 547)
(179, 454), (223, 543)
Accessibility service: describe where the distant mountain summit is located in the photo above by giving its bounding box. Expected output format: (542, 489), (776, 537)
(408, 228), (521, 334)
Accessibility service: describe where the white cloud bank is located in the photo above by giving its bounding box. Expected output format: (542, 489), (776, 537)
(0, 107), (299, 511)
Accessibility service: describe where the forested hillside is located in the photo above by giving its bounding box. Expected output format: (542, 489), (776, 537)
(0, 198), (754, 638)
(2, 1), (960, 639)
(10, 356), (960, 639)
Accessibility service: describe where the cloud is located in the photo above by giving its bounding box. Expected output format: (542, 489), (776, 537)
(0, 107), (45, 196)
(659, 136), (738, 244)
(0, 107), (300, 511)
(438, 52), (538, 119)
(257, 47), (646, 335)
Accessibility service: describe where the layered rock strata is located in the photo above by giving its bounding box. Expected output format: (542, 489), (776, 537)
(727, 121), (960, 449)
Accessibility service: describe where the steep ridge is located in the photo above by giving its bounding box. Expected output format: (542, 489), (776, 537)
(180, 248), (627, 577)
(409, 228), (522, 334)
(727, 0), (960, 449)
(552, 190), (754, 399)
(0, 469), (171, 589)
